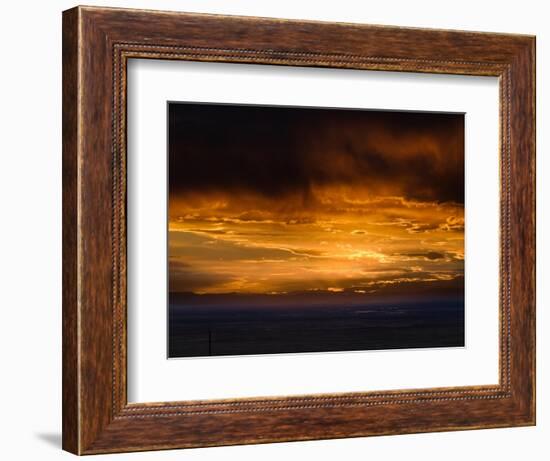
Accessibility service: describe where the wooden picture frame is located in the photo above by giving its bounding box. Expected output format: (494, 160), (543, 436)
(62, 5), (536, 455)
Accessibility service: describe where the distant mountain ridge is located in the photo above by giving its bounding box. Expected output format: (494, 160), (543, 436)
(170, 276), (464, 308)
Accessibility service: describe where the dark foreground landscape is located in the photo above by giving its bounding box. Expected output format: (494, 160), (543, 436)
(168, 292), (464, 358)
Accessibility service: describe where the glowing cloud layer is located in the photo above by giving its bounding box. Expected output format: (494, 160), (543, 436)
(168, 103), (464, 297)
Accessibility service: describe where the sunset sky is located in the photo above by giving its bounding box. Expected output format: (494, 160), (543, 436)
(168, 103), (464, 299)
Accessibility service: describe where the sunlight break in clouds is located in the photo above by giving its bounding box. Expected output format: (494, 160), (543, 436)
(168, 103), (464, 297)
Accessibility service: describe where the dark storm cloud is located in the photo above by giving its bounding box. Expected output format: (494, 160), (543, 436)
(168, 103), (464, 204)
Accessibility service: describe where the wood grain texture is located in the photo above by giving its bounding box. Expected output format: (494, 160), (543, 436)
(62, 7), (80, 454)
(62, 5), (536, 455)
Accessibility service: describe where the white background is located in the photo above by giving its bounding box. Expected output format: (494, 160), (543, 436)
(0, 1), (546, 460)
(128, 60), (499, 402)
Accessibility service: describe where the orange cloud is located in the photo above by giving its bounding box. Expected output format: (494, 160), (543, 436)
(168, 104), (464, 296)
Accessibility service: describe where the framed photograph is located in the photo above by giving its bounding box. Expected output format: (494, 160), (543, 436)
(62, 6), (535, 455)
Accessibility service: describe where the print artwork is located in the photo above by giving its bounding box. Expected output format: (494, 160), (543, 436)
(168, 102), (465, 358)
